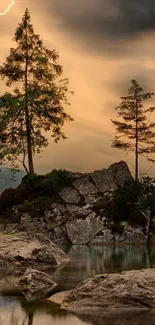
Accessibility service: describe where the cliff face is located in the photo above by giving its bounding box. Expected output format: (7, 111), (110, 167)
(0, 160), (145, 246)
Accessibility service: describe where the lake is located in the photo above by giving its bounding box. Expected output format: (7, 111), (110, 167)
(1, 245), (155, 325)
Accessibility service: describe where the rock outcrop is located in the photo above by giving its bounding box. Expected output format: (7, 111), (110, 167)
(61, 269), (155, 313)
(0, 233), (69, 270)
(1, 160), (139, 245)
(17, 268), (57, 301)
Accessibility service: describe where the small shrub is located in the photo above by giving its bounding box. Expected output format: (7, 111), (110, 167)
(21, 173), (41, 186)
(42, 169), (70, 193)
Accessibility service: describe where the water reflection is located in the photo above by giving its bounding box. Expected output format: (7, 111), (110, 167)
(78, 311), (155, 325)
(52, 245), (155, 290)
(0, 296), (90, 325)
(1, 296), (155, 325)
(1, 245), (155, 324)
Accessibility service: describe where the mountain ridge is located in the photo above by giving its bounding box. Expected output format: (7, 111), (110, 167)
(0, 167), (26, 192)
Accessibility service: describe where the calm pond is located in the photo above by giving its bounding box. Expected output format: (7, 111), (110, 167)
(1, 245), (155, 325)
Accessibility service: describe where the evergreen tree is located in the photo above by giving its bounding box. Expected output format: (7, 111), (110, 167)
(0, 9), (73, 173)
(111, 80), (155, 180)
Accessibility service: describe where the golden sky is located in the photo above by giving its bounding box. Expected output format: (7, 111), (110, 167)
(1, 0), (155, 176)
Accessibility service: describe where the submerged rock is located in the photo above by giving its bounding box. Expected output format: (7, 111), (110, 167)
(61, 269), (155, 313)
(0, 232), (69, 270)
(17, 268), (57, 301)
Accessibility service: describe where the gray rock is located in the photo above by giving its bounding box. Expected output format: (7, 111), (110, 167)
(84, 193), (103, 205)
(17, 268), (57, 301)
(90, 224), (146, 245)
(70, 172), (85, 180)
(51, 203), (67, 215)
(62, 269), (155, 312)
(20, 213), (37, 232)
(90, 229), (114, 244)
(74, 204), (92, 218)
(59, 187), (81, 204)
(91, 169), (116, 192)
(66, 204), (79, 214)
(73, 177), (99, 196)
(66, 214), (103, 244)
(44, 210), (55, 221)
(108, 160), (132, 186)
(119, 223), (146, 244)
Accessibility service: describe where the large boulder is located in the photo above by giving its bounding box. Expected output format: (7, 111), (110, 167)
(17, 268), (57, 301)
(61, 269), (155, 313)
(73, 177), (99, 195)
(0, 233), (69, 270)
(91, 169), (116, 192)
(59, 187), (81, 204)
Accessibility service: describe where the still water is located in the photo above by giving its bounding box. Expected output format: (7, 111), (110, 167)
(1, 245), (155, 325)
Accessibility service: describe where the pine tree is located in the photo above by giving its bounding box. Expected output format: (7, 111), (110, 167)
(111, 80), (155, 180)
(0, 9), (73, 173)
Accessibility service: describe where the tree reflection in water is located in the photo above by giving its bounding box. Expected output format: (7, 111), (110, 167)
(52, 245), (155, 292)
(78, 311), (155, 325)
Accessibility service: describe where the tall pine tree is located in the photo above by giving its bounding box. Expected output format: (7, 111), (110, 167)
(111, 80), (155, 180)
(0, 9), (73, 173)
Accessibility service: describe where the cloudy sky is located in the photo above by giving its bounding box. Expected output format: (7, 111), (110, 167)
(1, 0), (155, 176)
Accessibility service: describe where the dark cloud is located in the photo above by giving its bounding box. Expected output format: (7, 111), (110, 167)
(51, 0), (155, 39)
(50, 0), (155, 56)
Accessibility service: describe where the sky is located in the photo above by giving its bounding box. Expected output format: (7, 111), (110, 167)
(1, 0), (155, 176)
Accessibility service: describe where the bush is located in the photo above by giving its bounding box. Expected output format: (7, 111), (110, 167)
(21, 173), (41, 186)
(42, 169), (70, 193)
(112, 179), (142, 223)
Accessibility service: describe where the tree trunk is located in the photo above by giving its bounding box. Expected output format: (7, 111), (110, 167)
(25, 21), (34, 174)
(135, 134), (138, 181)
(140, 209), (151, 245)
(135, 95), (138, 181)
(28, 312), (34, 325)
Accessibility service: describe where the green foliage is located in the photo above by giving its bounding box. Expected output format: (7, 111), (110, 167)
(110, 179), (145, 226)
(21, 173), (41, 186)
(113, 180), (142, 217)
(0, 8), (74, 173)
(0, 169), (70, 221)
(42, 169), (70, 193)
(108, 176), (155, 229)
(140, 176), (155, 215)
(111, 79), (155, 180)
